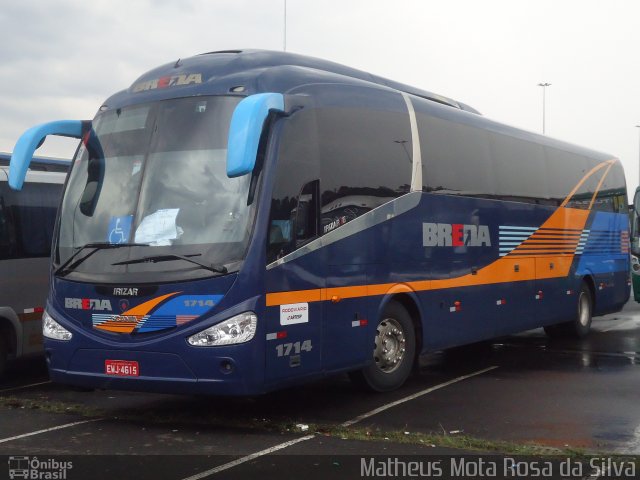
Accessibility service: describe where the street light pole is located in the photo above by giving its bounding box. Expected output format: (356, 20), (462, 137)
(283, 0), (287, 52)
(537, 83), (551, 134)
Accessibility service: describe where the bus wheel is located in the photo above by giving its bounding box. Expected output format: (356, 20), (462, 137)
(572, 283), (593, 337)
(350, 301), (416, 392)
(544, 283), (593, 338)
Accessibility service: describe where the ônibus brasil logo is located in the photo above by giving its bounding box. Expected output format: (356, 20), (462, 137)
(8, 456), (72, 479)
(423, 222), (491, 247)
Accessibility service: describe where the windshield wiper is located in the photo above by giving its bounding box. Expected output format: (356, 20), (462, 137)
(112, 253), (228, 274)
(55, 242), (150, 277)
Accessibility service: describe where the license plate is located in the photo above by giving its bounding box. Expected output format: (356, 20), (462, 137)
(105, 360), (139, 377)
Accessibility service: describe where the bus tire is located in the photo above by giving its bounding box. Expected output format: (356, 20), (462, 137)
(570, 283), (593, 337)
(544, 283), (593, 338)
(350, 301), (416, 392)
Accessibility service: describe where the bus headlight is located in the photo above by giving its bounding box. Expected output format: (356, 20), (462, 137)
(632, 255), (640, 273)
(43, 311), (73, 341)
(187, 312), (257, 346)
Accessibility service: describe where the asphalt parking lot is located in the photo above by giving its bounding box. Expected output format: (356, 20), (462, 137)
(2, 300), (640, 479)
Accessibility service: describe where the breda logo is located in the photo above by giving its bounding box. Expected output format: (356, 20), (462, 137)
(423, 223), (491, 247)
(65, 298), (112, 311)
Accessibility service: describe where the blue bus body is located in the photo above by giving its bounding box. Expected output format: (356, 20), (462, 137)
(9, 50), (629, 395)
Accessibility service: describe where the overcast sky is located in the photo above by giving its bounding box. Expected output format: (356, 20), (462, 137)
(1, 0), (639, 194)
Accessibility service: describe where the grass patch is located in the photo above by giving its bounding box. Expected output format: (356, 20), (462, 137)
(314, 425), (574, 456)
(0, 394), (628, 458)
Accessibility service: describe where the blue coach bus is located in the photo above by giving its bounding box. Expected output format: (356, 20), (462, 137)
(8, 50), (629, 394)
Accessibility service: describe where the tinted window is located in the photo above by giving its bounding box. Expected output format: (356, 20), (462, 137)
(268, 106), (320, 263)
(546, 149), (592, 208)
(2, 181), (62, 259)
(316, 88), (412, 234)
(491, 134), (549, 204)
(0, 182), (13, 258)
(414, 98), (624, 210)
(415, 102), (494, 197)
(593, 161), (627, 213)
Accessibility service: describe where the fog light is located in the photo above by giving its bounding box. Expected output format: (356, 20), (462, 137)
(220, 360), (235, 374)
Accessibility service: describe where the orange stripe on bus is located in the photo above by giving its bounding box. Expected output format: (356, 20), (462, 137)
(265, 207), (592, 307)
(123, 292), (180, 316)
(265, 288), (324, 306)
(588, 161), (615, 210)
(560, 160), (615, 208)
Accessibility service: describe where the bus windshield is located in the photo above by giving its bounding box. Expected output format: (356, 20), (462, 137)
(55, 95), (253, 282)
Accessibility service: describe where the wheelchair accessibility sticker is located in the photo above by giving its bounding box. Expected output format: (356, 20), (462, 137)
(108, 215), (133, 244)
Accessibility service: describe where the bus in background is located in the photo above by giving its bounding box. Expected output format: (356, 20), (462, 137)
(0, 153), (68, 376)
(631, 187), (640, 300)
(7, 50), (630, 394)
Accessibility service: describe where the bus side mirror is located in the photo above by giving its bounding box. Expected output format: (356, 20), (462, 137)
(226, 93), (284, 178)
(9, 120), (89, 190)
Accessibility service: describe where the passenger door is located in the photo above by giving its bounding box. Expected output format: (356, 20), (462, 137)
(313, 85), (413, 371)
(264, 107), (324, 384)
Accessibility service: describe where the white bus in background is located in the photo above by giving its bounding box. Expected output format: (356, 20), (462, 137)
(0, 153), (68, 376)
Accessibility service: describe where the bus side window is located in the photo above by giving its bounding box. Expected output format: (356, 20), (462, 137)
(0, 186), (14, 259)
(9, 182), (61, 258)
(293, 180), (319, 247)
(317, 92), (412, 234)
(267, 105), (320, 264)
(268, 180), (319, 262)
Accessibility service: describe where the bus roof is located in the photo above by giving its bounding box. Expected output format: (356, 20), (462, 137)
(104, 49), (481, 114)
(0, 152), (70, 173)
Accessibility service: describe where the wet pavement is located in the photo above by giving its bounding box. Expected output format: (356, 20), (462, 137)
(2, 300), (640, 478)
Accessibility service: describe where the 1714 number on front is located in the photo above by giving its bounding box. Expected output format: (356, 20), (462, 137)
(275, 340), (312, 357)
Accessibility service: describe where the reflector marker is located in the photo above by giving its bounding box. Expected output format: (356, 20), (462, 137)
(23, 307), (44, 314)
(496, 299), (506, 306)
(266, 331), (287, 340)
(351, 319), (368, 327)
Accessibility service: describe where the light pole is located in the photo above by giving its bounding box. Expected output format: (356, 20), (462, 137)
(283, 0), (287, 52)
(537, 82), (551, 134)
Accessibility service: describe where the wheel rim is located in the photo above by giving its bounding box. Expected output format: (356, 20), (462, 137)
(373, 318), (406, 373)
(578, 291), (591, 327)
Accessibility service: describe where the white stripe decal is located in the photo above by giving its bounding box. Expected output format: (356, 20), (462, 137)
(267, 192), (421, 270)
(499, 226), (538, 231)
(498, 224), (539, 257)
(401, 92), (422, 193)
